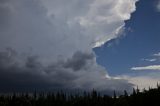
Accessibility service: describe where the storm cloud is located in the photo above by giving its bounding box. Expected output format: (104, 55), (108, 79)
(0, 49), (134, 93)
(0, 0), (138, 93)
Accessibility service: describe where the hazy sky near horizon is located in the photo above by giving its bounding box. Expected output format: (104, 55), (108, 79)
(0, 0), (160, 93)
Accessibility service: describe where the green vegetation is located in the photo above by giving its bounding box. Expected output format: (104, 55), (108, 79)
(1, 85), (160, 106)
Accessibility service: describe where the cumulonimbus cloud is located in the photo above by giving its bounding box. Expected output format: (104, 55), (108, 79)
(0, 0), (138, 93)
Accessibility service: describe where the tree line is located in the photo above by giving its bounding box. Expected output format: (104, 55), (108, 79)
(0, 85), (160, 106)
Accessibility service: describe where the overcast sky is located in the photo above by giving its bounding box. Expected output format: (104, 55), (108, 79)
(0, 0), (159, 94)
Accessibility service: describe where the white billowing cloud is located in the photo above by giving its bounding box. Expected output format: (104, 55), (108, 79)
(42, 0), (138, 48)
(0, 0), (138, 92)
(131, 65), (160, 71)
(0, 0), (138, 61)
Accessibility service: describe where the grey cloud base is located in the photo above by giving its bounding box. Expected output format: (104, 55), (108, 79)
(0, 49), (133, 94)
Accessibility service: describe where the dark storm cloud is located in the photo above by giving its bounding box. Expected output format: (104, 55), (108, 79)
(0, 49), (134, 93)
(64, 51), (94, 71)
(0, 49), (51, 91)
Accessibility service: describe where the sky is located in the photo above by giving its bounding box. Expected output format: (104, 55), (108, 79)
(95, 0), (160, 89)
(0, 0), (160, 94)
